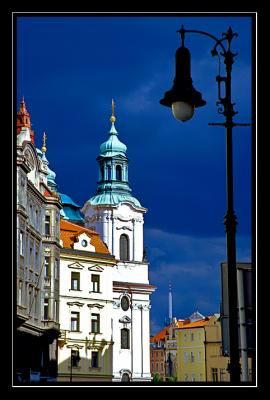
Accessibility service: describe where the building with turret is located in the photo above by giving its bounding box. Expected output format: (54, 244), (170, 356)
(16, 98), (62, 383)
(82, 100), (156, 382)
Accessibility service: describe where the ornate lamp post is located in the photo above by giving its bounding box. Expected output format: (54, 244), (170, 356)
(160, 24), (250, 384)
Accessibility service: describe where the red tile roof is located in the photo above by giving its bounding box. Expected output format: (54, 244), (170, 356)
(60, 219), (110, 255)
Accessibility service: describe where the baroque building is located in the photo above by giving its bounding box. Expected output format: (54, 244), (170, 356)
(16, 98), (62, 382)
(57, 219), (116, 382)
(82, 101), (156, 381)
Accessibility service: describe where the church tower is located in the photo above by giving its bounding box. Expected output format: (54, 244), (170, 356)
(82, 101), (156, 382)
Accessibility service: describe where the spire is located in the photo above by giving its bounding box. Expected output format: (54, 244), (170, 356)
(17, 96), (34, 144)
(110, 98), (116, 124)
(41, 132), (47, 153)
(169, 281), (173, 324)
(41, 132), (58, 192)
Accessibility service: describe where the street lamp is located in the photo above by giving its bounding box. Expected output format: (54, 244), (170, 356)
(160, 24), (250, 384)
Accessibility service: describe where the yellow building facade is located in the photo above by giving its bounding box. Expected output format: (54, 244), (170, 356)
(177, 313), (231, 382)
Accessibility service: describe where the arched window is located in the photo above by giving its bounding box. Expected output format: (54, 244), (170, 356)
(107, 165), (112, 180)
(121, 328), (130, 349)
(120, 234), (129, 261)
(121, 372), (130, 382)
(116, 165), (122, 181)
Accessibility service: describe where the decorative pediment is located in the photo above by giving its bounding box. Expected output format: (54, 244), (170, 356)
(87, 303), (104, 309)
(66, 344), (84, 349)
(67, 262), (85, 270)
(119, 316), (131, 324)
(67, 301), (84, 307)
(116, 226), (132, 231)
(88, 264), (104, 272)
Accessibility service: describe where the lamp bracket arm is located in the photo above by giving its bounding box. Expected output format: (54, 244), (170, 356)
(179, 27), (227, 54)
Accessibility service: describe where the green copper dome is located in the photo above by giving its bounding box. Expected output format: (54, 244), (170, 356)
(89, 192), (142, 207)
(99, 123), (127, 156)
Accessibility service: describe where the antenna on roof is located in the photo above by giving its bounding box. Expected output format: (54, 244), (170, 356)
(169, 281), (173, 324)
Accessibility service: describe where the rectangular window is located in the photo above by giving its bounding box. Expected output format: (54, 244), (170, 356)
(220, 368), (226, 382)
(91, 351), (99, 368)
(45, 215), (51, 236)
(44, 298), (49, 320)
(91, 313), (100, 333)
(44, 256), (50, 277)
(35, 250), (39, 271)
(184, 352), (188, 363)
(121, 328), (130, 349)
(28, 286), (33, 314)
(71, 312), (80, 331)
(212, 368), (218, 382)
(184, 374), (189, 381)
(71, 350), (80, 367)
(197, 351), (201, 361)
(34, 289), (39, 316)
(190, 351), (195, 363)
(161, 362), (163, 372)
(54, 259), (59, 280)
(191, 373), (196, 382)
(29, 244), (33, 268)
(71, 272), (80, 290)
(18, 281), (23, 306)
(191, 332), (194, 341)
(54, 300), (58, 321)
(91, 274), (100, 292)
(19, 231), (24, 256)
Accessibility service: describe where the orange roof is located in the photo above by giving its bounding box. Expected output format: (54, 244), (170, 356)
(180, 317), (211, 329)
(60, 219), (110, 255)
(150, 320), (185, 343)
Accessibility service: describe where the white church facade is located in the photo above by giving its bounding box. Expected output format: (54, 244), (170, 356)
(82, 101), (156, 381)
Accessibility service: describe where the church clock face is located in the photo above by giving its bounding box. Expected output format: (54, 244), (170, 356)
(121, 296), (129, 311)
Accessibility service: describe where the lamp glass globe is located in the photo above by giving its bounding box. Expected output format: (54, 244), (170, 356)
(172, 101), (194, 122)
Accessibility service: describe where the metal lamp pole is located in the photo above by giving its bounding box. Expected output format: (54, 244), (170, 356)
(160, 25), (250, 384)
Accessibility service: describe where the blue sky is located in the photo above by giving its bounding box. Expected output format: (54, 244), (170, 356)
(16, 14), (253, 335)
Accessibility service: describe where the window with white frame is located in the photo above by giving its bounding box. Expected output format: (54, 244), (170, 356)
(121, 328), (130, 349)
(45, 215), (51, 236)
(19, 231), (24, 256)
(71, 311), (80, 331)
(91, 313), (100, 333)
(71, 271), (80, 290)
(43, 298), (49, 320)
(18, 281), (23, 306)
(91, 274), (100, 292)
(44, 256), (50, 277)
(120, 234), (129, 261)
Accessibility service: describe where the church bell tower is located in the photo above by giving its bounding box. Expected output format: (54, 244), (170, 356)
(82, 101), (156, 382)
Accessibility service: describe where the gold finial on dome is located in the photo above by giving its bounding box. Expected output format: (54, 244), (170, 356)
(41, 132), (47, 153)
(110, 98), (116, 123)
